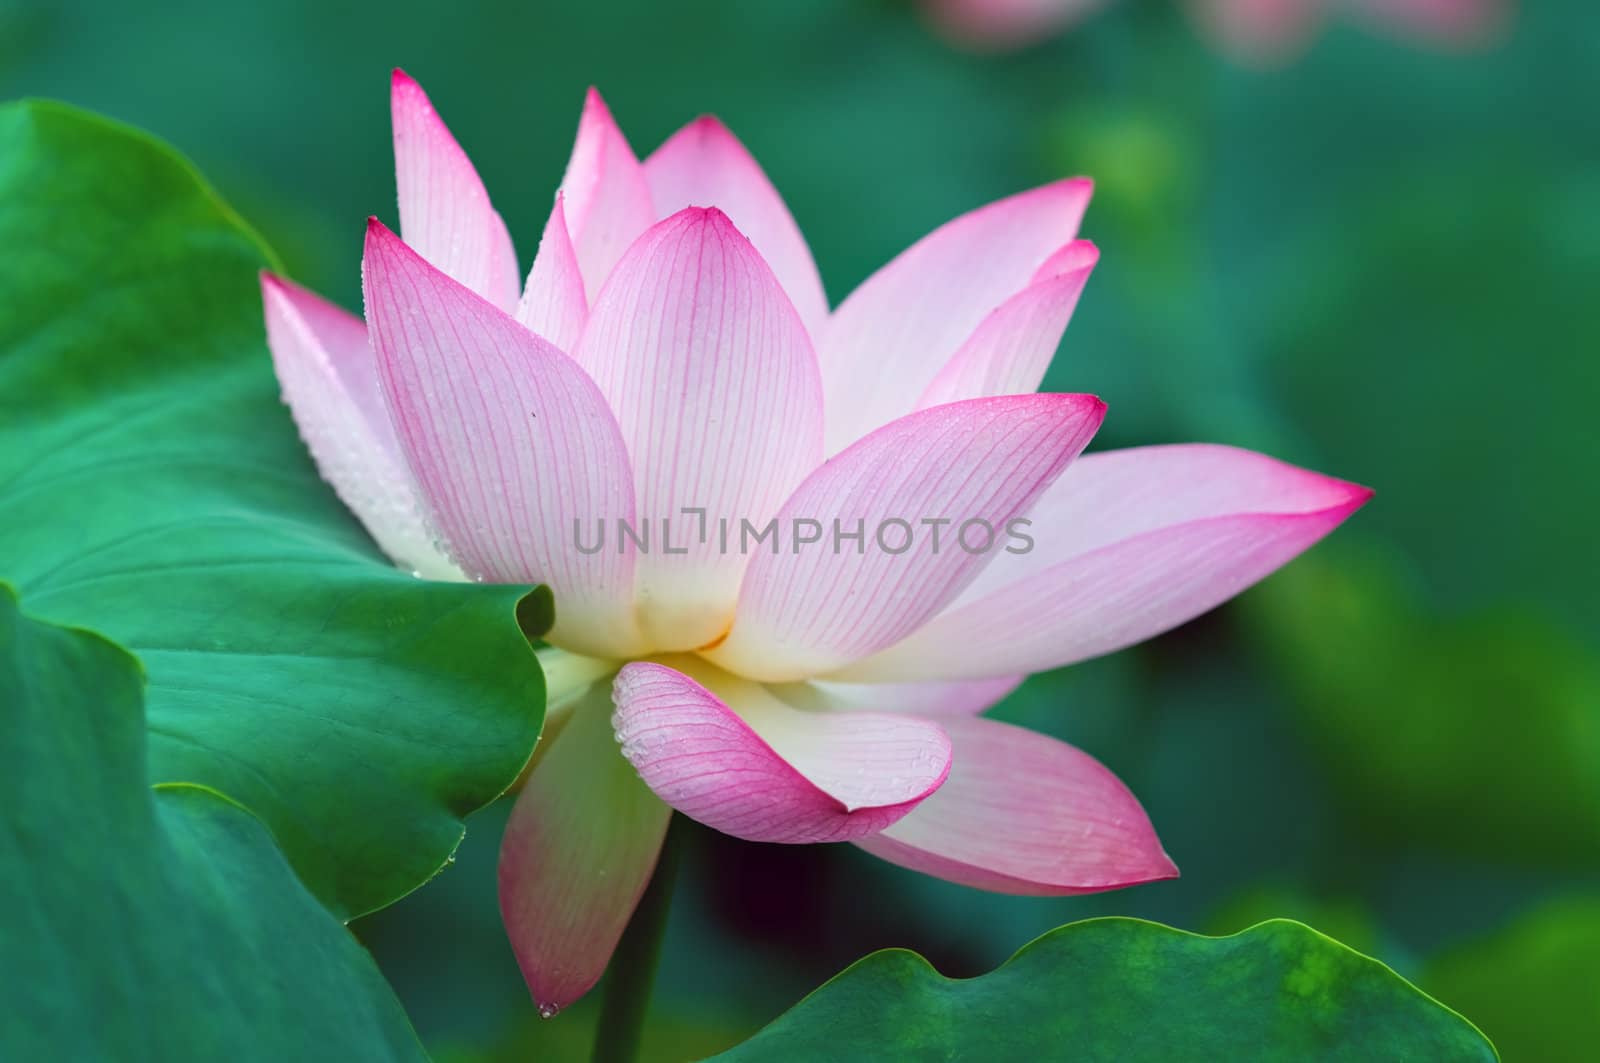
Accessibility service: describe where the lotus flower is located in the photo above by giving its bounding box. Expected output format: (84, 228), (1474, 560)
(260, 71), (1370, 1013)
(927, 0), (1508, 59)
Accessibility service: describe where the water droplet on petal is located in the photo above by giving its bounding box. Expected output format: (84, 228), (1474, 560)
(538, 1003), (561, 1020)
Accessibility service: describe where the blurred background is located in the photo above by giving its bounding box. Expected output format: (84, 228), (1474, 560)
(5, 0), (1595, 1058)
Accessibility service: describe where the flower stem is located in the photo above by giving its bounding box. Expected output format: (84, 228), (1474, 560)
(590, 814), (684, 1063)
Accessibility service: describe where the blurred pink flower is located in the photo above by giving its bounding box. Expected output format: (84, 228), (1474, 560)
(929, 0), (1508, 58)
(262, 72), (1369, 1013)
(926, 0), (1111, 50)
(1191, 0), (1507, 59)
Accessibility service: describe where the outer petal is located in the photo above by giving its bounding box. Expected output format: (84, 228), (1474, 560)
(610, 661), (951, 844)
(499, 682), (670, 1015)
(854, 716), (1177, 895)
(515, 193), (588, 353)
(704, 394), (1106, 682)
(916, 241), (1099, 409)
(559, 88), (656, 300)
(261, 273), (459, 580)
(769, 675), (1024, 716)
(818, 178), (1093, 453)
(643, 116), (829, 337)
(573, 208), (823, 651)
(362, 219), (643, 658)
(838, 444), (1372, 682)
(390, 69), (520, 311)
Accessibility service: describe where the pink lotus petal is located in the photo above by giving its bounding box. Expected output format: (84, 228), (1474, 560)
(610, 661), (951, 844)
(769, 675), (1025, 716)
(362, 219), (644, 658)
(818, 179), (1093, 453)
(644, 116), (829, 338)
(515, 194), (588, 353)
(917, 241), (1100, 409)
(261, 273), (458, 580)
(705, 394), (1105, 682)
(499, 682), (671, 1015)
(855, 715), (1177, 894)
(839, 444), (1371, 681)
(573, 207), (823, 652)
(390, 70), (520, 312)
(559, 88), (657, 301)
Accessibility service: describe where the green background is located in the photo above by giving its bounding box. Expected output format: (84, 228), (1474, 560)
(4, 0), (1594, 1058)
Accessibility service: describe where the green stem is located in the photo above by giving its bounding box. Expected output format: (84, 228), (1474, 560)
(590, 814), (684, 1063)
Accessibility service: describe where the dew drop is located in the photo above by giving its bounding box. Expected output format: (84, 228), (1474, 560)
(538, 1002), (561, 1020)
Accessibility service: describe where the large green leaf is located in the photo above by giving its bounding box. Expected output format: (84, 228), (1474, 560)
(0, 100), (548, 919)
(1205, 885), (1382, 960)
(717, 918), (1496, 1062)
(0, 585), (425, 1060)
